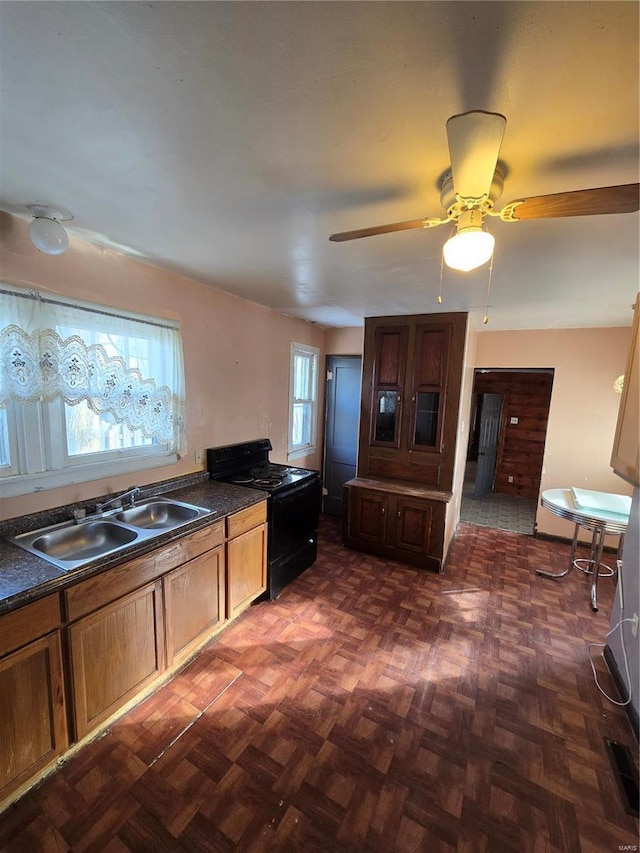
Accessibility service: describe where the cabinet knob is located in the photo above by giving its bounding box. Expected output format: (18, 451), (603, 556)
(397, 510), (401, 517)
(381, 507), (385, 514)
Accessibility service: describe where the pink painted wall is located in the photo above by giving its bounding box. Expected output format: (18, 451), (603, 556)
(0, 213), (325, 520)
(475, 326), (633, 538)
(324, 327), (363, 355)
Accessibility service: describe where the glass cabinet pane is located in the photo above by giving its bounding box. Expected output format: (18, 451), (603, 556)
(375, 390), (399, 442)
(414, 392), (439, 447)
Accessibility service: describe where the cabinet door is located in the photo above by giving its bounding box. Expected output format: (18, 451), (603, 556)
(227, 522), (267, 619)
(69, 580), (165, 739)
(0, 632), (68, 802)
(393, 497), (433, 555)
(370, 326), (409, 448)
(164, 546), (226, 667)
(408, 325), (450, 452)
(348, 488), (389, 545)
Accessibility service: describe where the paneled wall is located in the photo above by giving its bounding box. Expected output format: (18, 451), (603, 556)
(473, 371), (554, 498)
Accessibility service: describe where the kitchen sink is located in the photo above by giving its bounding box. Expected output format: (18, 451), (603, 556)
(9, 497), (215, 571)
(31, 521), (138, 562)
(114, 499), (204, 529)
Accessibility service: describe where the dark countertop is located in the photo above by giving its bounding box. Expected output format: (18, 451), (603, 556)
(0, 476), (268, 616)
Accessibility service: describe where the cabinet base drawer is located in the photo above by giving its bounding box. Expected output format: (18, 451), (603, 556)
(226, 501), (267, 539)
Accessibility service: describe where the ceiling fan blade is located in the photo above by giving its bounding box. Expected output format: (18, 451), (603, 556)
(329, 218), (429, 242)
(446, 110), (506, 201)
(502, 183), (640, 220)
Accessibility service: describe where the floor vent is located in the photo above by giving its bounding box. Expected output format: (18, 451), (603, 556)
(604, 738), (639, 818)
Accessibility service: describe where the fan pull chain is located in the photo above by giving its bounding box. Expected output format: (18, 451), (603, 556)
(483, 252), (495, 325)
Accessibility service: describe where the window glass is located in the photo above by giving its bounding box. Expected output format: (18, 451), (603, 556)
(0, 283), (186, 496)
(289, 342), (319, 457)
(0, 409), (10, 468)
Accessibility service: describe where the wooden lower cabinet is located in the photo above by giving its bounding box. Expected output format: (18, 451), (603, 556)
(164, 544), (225, 666)
(394, 497), (434, 554)
(344, 480), (447, 571)
(69, 580), (165, 739)
(347, 488), (389, 545)
(0, 507), (268, 807)
(0, 630), (68, 802)
(227, 521), (267, 619)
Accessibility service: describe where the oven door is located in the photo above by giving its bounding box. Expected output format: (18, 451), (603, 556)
(269, 477), (322, 563)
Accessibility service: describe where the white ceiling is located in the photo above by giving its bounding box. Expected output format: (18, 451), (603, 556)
(1, 1), (638, 330)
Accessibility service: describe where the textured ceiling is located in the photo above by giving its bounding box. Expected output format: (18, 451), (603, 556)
(0, 1), (638, 329)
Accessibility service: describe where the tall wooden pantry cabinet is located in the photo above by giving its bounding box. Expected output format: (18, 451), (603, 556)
(343, 312), (468, 571)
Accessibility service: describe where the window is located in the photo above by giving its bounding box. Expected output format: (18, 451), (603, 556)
(288, 342), (319, 460)
(0, 283), (186, 497)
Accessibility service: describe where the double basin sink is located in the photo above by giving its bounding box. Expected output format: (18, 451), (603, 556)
(10, 497), (216, 572)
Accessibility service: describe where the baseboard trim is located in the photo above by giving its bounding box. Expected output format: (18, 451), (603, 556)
(603, 644), (639, 741)
(534, 530), (618, 554)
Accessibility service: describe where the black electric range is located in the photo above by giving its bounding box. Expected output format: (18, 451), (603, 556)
(207, 439), (322, 599)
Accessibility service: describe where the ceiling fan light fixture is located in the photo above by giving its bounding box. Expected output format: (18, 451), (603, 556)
(443, 209), (494, 272)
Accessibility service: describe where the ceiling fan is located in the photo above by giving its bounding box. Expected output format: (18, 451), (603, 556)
(329, 110), (640, 272)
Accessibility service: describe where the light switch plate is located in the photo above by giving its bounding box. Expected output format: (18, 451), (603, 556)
(510, 417), (519, 425)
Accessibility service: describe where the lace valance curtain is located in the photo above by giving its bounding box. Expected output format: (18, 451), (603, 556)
(0, 284), (186, 453)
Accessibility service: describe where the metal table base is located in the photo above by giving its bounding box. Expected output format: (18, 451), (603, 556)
(536, 521), (622, 612)
(537, 489), (629, 612)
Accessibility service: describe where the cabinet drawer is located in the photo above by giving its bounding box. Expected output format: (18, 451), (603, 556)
(66, 520), (225, 621)
(226, 501), (267, 539)
(153, 520), (224, 575)
(0, 595), (61, 657)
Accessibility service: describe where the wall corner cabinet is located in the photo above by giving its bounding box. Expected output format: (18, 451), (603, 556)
(611, 293), (639, 487)
(0, 499), (267, 809)
(344, 312), (468, 571)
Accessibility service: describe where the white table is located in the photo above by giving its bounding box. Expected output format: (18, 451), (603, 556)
(538, 488), (630, 612)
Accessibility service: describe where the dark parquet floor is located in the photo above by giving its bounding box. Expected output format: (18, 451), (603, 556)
(1, 517), (638, 852)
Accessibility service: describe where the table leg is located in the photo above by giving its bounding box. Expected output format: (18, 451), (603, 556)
(590, 528), (607, 612)
(536, 522), (580, 579)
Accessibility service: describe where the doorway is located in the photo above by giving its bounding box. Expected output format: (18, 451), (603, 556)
(461, 368), (554, 535)
(322, 355), (362, 516)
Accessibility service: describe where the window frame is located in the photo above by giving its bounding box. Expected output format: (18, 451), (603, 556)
(288, 341), (319, 461)
(0, 284), (183, 498)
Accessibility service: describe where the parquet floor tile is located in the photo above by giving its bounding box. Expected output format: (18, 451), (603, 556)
(1, 518), (638, 851)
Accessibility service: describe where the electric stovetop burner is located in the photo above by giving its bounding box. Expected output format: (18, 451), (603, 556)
(250, 464), (288, 478)
(229, 473), (254, 484)
(253, 477), (283, 488)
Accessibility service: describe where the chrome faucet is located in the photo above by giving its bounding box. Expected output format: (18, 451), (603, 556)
(95, 486), (141, 514)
